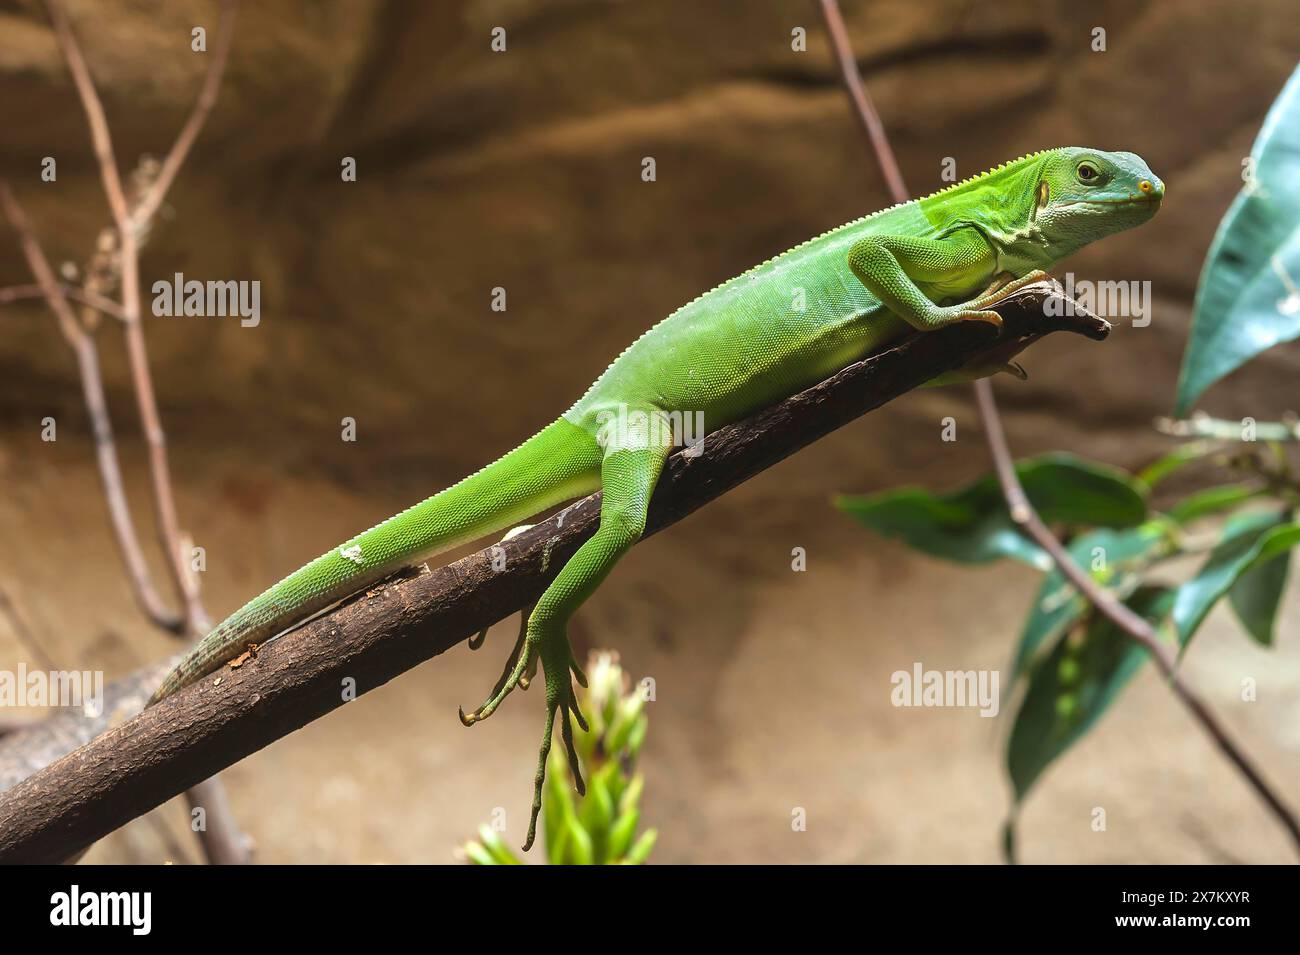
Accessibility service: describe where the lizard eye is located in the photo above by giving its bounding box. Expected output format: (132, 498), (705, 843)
(1076, 162), (1101, 183)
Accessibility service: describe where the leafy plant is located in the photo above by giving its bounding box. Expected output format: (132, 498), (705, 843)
(460, 650), (657, 865)
(1176, 64), (1300, 415)
(841, 432), (1298, 858)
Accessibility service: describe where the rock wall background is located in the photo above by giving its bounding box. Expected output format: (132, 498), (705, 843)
(1, 0), (1298, 862)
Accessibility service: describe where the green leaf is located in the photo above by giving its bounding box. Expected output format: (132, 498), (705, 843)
(580, 763), (618, 864)
(837, 454), (1148, 569)
(607, 807), (641, 860)
(1011, 525), (1167, 681)
(619, 772), (645, 815)
(1166, 482), (1261, 525)
(1007, 587), (1171, 803)
(563, 812), (595, 866)
(544, 760), (576, 864)
(475, 824), (522, 865)
(1229, 548), (1292, 646)
(1137, 440), (1219, 489)
(1175, 65), (1300, 415)
(625, 714), (648, 758)
(462, 841), (497, 866)
(1172, 509), (1300, 648)
(624, 828), (658, 865)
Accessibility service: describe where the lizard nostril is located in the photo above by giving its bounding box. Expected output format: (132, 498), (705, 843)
(1139, 180), (1153, 193)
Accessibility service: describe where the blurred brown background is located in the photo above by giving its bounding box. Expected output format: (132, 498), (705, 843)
(1, 0), (1298, 862)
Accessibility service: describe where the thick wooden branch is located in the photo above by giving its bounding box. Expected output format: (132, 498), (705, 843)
(0, 283), (1107, 862)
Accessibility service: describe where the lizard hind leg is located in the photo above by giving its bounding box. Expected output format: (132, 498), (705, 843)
(520, 410), (671, 851)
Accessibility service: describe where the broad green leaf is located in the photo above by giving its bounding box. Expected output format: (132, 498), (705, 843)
(1175, 65), (1300, 415)
(1229, 547), (1291, 646)
(837, 453), (1148, 569)
(1166, 482), (1261, 525)
(1172, 509), (1300, 649)
(1007, 587), (1172, 803)
(1011, 524), (1167, 681)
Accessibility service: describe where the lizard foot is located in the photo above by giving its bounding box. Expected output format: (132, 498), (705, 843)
(971, 269), (1050, 308)
(458, 601), (535, 726)
(523, 625), (589, 851)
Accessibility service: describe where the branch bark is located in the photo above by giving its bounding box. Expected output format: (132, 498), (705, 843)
(0, 283), (1106, 863)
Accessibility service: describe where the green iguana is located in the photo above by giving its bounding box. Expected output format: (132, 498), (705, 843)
(150, 147), (1163, 849)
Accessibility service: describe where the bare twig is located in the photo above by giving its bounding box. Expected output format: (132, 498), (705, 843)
(0, 586), (58, 674)
(43, 0), (130, 230)
(0, 182), (183, 631)
(0, 282), (126, 320)
(131, 0), (238, 233)
(46, 0), (215, 635)
(184, 776), (254, 864)
(1156, 411), (1300, 442)
(815, 0), (909, 200)
(974, 385), (1300, 851)
(0, 285), (1107, 863)
(813, 0), (1300, 855)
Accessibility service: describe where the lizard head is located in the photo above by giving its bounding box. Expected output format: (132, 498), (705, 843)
(1034, 148), (1164, 245)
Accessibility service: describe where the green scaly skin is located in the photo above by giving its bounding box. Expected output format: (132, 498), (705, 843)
(150, 147), (1163, 849)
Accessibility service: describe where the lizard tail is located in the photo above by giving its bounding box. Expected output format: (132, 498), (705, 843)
(147, 418), (603, 706)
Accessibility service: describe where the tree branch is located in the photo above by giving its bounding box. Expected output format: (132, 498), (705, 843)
(0, 283), (1106, 863)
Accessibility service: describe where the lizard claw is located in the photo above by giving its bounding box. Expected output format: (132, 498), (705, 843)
(1001, 360), (1028, 381)
(958, 308), (1003, 328)
(460, 602), (536, 725)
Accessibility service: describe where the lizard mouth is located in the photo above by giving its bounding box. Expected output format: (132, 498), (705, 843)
(1073, 196), (1162, 209)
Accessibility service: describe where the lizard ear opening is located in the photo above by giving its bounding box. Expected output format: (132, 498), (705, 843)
(1037, 180), (1050, 210)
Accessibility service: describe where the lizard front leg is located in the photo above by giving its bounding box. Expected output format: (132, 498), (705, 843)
(847, 227), (1002, 329)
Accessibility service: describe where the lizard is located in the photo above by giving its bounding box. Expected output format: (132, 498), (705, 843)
(148, 147), (1163, 850)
